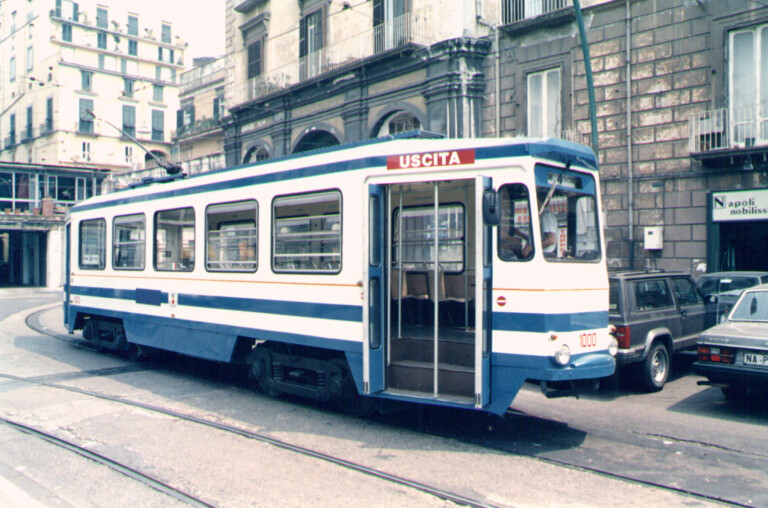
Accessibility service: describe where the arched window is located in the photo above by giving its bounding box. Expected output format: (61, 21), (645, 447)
(377, 111), (420, 137)
(293, 130), (339, 153)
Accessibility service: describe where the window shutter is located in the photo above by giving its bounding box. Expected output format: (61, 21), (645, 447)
(373, 0), (383, 25)
(299, 16), (308, 58)
(176, 109), (183, 129)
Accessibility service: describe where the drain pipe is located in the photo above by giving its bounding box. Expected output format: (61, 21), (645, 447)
(626, 0), (634, 269)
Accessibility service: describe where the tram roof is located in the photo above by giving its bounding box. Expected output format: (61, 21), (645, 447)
(72, 133), (597, 213)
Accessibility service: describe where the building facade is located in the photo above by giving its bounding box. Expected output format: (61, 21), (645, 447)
(490, 0), (768, 274)
(171, 56), (227, 176)
(0, 0), (187, 286)
(221, 0), (501, 165)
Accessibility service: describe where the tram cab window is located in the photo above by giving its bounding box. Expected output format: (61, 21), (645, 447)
(272, 190), (341, 274)
(206, 200), (258, 272)
(534, 165), (600, 262)
(154, 207), (195, 272)
(498, 184), (534, 262)
(113, 214), (145, 270)
(79, 218), (106, 270)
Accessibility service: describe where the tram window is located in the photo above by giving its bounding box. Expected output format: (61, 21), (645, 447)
(272, 190), (341, 274)
(498, 184), (534, 262)
(154, 207), (195, 272)
(392, 204), (465, 273)
(79, 218), (106, 270)
(534, 165), (601, 262)
(206, 200), (258, 272)
(113, 214), (145, 270)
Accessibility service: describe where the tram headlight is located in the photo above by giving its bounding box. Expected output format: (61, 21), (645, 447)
(554, 344), (571, 366)
(608, 336), (619, 357)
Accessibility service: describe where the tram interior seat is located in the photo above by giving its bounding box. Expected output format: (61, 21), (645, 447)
(390, 268), (474, 329)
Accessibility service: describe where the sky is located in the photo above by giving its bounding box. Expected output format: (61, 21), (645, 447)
(113, 0), (226, 61)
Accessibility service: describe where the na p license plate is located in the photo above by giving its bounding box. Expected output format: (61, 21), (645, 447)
(743, 352), (768, 367)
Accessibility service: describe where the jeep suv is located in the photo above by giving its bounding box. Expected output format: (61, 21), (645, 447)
(609, 270), (715, 391)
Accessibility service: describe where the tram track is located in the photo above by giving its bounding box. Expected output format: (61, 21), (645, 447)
(0, 416), (214, 507)
(20, 306), (761, 507)
(4, 308), (499, 508)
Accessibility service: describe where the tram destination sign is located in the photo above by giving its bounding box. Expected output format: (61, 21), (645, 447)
(387, 149), (475, 170)
(712, 189), (768, 222)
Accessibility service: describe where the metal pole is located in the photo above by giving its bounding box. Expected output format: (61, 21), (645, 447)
(572, 0), (599, 156)
(433, 183), (440, 397)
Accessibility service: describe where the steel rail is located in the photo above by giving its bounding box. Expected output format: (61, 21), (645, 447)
(0, 417), (214, 508)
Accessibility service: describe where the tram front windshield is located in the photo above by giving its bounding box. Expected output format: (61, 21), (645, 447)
(534, 164), (600, 262)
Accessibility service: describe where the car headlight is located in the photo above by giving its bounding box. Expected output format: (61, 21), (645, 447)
(608, 337), (618, 357)
(554, 344), (571, 366)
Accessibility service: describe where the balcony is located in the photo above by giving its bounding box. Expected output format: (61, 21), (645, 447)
(689, 103), (768, 161)
(174, 118), (223, 140)
(232, 14), (426, 107)
(501, 0), (571, 25)
(179, 57), (227, 95)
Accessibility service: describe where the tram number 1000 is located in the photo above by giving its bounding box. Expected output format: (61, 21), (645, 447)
(579, 332), (598, 348)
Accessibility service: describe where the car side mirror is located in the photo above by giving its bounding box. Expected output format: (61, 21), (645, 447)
(706, 294), (718, 304)
(482, 190), (501, 226)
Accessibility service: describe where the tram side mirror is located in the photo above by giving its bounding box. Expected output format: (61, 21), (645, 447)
(482, 190), (501, 226)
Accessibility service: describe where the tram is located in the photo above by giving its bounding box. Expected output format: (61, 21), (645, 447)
(64, 134), (617, 415)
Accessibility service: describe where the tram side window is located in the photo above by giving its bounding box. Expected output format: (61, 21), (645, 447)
(273, 190), (341, 274)
(498, 184), (534, 262)
(113, 214), (145, 270)
(79, 218), (106, 270)
(206, 200), (258, 272)
(154, 207), (195, 272)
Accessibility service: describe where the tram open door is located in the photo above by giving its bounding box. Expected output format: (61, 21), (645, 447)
(364, 177), (492, 408)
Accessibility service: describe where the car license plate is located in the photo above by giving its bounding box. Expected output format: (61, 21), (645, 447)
(743, 352), (768, 367)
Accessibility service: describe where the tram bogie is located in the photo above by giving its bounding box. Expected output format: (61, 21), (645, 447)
(65, 135), (617, 415)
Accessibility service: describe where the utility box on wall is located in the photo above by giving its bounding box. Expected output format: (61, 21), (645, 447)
(644, 226), (663, 250)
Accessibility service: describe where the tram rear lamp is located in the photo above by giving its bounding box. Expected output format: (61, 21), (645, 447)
(614, 325), (630, 349)
(549, 331), (558, 342)
(608, 337), (618, 357)
(554, 344), (571, 366)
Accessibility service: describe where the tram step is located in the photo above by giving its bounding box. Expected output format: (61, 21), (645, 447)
(390, 337), (474, 367)
(388, 360), (474, 397)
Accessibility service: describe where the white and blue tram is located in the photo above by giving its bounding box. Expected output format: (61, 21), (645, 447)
(64, 135), (617, 415)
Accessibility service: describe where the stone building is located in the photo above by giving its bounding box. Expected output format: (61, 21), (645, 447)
(491, 0), (768, 273)
(221, 0), (499, 164)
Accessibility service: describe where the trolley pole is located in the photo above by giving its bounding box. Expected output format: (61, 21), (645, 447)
(573, 0), (599, 158)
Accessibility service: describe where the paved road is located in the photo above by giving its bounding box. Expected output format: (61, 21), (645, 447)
(0, 289), (754, 507)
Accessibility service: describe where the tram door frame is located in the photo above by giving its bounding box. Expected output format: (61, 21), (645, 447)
(363, 176), (491, 406)
(64, 222), (71, 327)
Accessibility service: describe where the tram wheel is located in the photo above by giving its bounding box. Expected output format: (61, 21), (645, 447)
(83, 319), (96, 342)
(330, 358), (375, 417)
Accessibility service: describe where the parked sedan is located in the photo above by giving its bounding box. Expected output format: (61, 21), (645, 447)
(697, 271), (768, 317)
(694, 283), (768, 400)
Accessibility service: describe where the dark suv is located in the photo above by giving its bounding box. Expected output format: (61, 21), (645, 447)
(609, 270), (715, 391)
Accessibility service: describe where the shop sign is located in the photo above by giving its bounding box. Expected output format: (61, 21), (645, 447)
(712, 189), (768, 222)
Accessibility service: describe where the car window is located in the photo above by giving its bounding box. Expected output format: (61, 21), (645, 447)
(609, 279), (621, 314)
(730, 290), (768, 322)
(698, 275), (759, 294)
(670, 277), (703, 306)
(632, 279), (674, 311)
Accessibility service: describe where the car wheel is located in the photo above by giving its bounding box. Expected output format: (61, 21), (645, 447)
(641, 342), (669, 392)
(721, 384), (747, 401)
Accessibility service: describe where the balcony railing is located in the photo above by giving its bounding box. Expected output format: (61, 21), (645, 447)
(174, 118), (223, 140)
(179, 57), (227, 95)
(502, 0), (570, 25)
(689, 102), (768, 154)
(232, 13), (425, 106)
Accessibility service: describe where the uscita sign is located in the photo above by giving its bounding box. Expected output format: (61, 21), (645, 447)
(387, 149), (475, 170)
